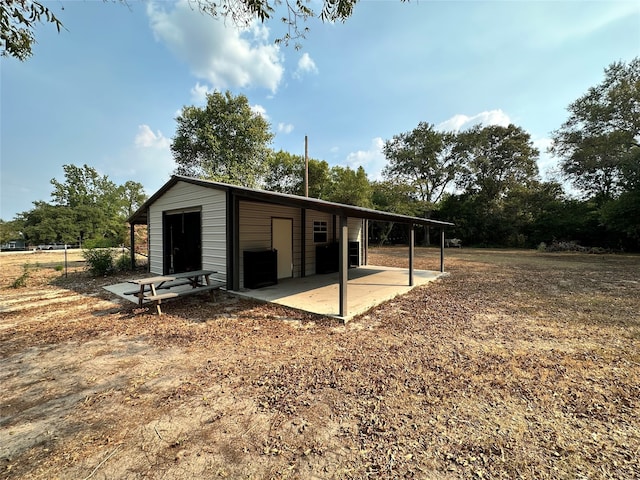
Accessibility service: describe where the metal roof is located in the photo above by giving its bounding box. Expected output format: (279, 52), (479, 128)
(128, 175), (454, 228)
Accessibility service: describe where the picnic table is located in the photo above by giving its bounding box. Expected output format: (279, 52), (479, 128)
(127, 270), (220, 314)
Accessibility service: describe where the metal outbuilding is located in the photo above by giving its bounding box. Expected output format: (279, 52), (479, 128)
(128, 175), (453, 319)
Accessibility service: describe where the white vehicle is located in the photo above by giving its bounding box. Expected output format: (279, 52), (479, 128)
(37, 243), (68, 250)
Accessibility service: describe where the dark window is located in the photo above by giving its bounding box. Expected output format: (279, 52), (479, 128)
(313, 220), (328, 243)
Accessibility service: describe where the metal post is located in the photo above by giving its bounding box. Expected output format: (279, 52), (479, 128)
(301, 208), (306, 277)
(130, 224), (136, 270)
(339, 215), (348, 318)
(409, 225), (414, 286)
(304, 135), (309, 197)
(440, 228), (445, 273)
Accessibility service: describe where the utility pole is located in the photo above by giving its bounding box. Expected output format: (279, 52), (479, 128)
(304, 135), (309, 197)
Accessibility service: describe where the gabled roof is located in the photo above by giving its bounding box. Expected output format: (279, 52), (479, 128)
(128, 175), (454, 228)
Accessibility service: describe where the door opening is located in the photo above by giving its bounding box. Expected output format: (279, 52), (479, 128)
(163, 210), (202, 274)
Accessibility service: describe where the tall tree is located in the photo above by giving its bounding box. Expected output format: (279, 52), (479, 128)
(326, 165), (372, 207)
(118, 180), (147, 218)
(455, 124), (539, 201)
(550, 58), (640, 201)
(0, 219), (24, 245)
(172, 91), (274, 188)
(382, 122), (459, 205)
(262, 151), (332, 198)
(18, 164), (147, 246)
(50, 164), (117, 208)
(263, 150), (304, 195)
(370, 180), (419, 246)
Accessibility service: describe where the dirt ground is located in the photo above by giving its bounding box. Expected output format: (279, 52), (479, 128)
(1, 247), (639, 479)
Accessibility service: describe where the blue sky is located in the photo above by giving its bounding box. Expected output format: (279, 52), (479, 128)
(1, 0), (639, 220)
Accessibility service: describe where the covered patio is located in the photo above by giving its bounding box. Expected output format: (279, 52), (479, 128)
(231, 264), (445, 321)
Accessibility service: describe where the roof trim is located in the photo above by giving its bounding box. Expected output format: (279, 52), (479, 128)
(128, 175), (454, 227)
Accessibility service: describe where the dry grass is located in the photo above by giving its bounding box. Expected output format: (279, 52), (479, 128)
(0, 247), (638, 479)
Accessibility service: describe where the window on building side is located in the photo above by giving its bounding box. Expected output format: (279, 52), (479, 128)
(313, 221), (328, 243)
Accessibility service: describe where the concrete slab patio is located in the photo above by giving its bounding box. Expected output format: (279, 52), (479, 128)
(104, 266), (444, 321)
(232, 265), (444, 321)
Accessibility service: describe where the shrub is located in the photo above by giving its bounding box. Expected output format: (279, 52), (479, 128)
(11, 264), (31, 288)
(83, 238), (117, 249)
(83, 248), (115, 276)
(54, 264), (64, 272)
(537, 242), (547, 252)
(115, 253), (131, 272)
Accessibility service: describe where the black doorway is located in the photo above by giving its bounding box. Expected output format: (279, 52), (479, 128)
(163, 210), (202, 274)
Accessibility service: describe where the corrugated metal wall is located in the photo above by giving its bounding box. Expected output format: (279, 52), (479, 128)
(238, 201), (302, 287)
(304, 211), (335, 275)
(146, 180), (366, 286)
(148, 182), (226, 276)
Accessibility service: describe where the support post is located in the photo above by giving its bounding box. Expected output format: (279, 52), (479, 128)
(440, 228), (445, 273)
(130, 224), (136, 270)
(409, 225), (414, 286)
(339, 214), (348, 318)
(363, 219), (368, 266)
(227, 190), (241, 291)
(301, 208), (306, 277)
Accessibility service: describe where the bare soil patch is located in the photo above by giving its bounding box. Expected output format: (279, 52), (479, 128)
(1, 248), (639, 479)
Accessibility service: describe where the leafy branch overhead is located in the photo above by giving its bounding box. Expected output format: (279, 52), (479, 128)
(0, 0), (370, 60)
(0, 0), (62, 60)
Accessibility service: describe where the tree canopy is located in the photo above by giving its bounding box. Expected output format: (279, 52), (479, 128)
(455, 124), (539, 202)
(172, 91), (274, 188)
(17, 164), (146, 246)
(550, 57), (640, 201)
(382, 122), (459, 205)
(1, 0), (62, 61)
(262, 151), (332, 198)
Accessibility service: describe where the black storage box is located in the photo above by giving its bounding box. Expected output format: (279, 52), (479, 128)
(244, 249), (277, 289)
(316, 243), (339, 274)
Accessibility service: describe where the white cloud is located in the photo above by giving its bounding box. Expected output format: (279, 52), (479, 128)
(134, 124), (171, 150)
(294, 53), (318, 79)
(278, 122), (294, 134)
(436, 109), (512, 132)
(147, 0), (284, 93)
(190, 82), (213, 104)
(345, 137), (386, 180)
(251, 103), (269, 120)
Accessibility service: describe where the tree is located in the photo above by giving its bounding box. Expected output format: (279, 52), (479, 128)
(20, 201), (79, 245)
(18, 164), (147, 246)
(0, 218), (24, 245)
(382, 122), (462, 244)
(1, 0), (62, 61)
(262, 150), (332, 198)
(263, 150), (304, 195)
(382, 122), (460, 205)
(455, 124), (539, 202)
(172, 90), (274, 188)
(119, 180), (147, 218)
(550, 58), (640, 201)
(325, 165), (372, 207)
(370, 180), (419, 245)
(51, 164), (117, 208)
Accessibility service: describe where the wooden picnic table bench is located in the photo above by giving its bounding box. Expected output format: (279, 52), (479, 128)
(127, 270), (222, 314)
